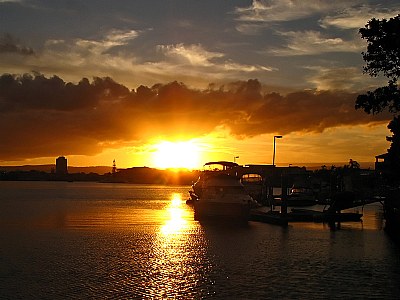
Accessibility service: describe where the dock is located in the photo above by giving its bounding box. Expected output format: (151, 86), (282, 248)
(249, 188), (384, 227)
(249, 206), (363, 227)
(250, 209), (289, 226)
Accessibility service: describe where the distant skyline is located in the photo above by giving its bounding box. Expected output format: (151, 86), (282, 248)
(1, 0), (399, 169)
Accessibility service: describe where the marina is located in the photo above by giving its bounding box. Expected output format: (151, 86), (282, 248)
(188, 161), (396, 231)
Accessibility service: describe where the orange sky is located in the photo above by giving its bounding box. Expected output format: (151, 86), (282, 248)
(0, 75), (391, 169)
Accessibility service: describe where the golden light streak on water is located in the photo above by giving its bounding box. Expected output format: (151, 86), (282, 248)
(144, 192), (206, 298)
(160, 193), (188, 235)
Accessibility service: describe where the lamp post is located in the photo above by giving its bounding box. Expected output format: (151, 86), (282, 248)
(272, 135), (283, 166)
(234, 156), (239, 163)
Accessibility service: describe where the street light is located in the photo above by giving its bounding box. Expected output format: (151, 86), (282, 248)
(234, 156), (239, 163)
(272, 135), (283, 166)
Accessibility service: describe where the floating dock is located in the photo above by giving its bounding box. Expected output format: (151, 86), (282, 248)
(249, 190), (383, 227)
(249, 207), (363, 227)
(250, 209), (289, 226)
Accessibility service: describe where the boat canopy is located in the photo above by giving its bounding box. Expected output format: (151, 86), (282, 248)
(204, 161), (239, 170)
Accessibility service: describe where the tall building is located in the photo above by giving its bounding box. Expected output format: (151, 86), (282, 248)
(56, 156), (68, 175)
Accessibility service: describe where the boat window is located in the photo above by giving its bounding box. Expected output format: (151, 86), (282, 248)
(241, 174), (263, 184)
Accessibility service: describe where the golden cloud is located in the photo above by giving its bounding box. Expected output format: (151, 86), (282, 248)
(0, 73), (391, 160)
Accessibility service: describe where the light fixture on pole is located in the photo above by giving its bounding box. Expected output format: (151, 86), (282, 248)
(272, 135), (283, 166)
(234, 156), (239, 163)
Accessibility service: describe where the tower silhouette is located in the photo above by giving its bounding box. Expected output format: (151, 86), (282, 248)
(112, 159), (117, 174)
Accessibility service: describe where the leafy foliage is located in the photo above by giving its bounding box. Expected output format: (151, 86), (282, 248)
(355, 81), (400, 114)
(356, 14), (400, 176)
(356, 14), (400, 115)
(359, 15), (400, 80)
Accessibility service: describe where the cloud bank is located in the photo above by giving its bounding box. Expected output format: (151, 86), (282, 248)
(0, 33), (35, 56)
(0, 73), (391, 160)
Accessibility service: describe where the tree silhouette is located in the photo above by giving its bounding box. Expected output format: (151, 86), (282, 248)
(356, 14), (400, 176)
(387, 116), (400, 171)
(348, 159), (360, 169)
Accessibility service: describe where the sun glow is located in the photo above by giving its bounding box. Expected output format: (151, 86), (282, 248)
(152, 140), (202, 170)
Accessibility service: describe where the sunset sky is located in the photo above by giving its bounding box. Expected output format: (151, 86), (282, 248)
(1, 0), (399, 169)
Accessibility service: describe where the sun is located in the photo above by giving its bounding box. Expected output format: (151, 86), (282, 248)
(152, 140), (202, 170)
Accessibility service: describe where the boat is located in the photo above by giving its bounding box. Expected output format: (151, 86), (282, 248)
(189, 161), (257, 222)
(287, 185), (317, 206)
(274, 185), (317, 207)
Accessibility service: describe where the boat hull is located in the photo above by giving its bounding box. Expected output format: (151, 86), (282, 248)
(194, 201), (250, 221)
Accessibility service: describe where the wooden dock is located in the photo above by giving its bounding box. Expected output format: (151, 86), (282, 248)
(249, 207), (362, 227)
(250, 209), (289, 226)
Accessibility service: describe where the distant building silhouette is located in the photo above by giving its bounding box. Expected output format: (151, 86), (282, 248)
(375, 153), (389, 172)
(56, 156), (68, 175)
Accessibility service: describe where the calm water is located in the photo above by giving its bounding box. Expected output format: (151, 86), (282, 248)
(1, 181), (399, 299)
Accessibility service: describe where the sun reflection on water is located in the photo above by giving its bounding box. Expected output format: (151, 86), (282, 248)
(144, 192), (210, 298)
(160, 193), (188, 235)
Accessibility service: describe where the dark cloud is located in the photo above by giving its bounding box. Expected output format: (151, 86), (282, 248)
(0, 34), (35, 56)
(228, 90), (391, 137)
(0, 73), (391, 160)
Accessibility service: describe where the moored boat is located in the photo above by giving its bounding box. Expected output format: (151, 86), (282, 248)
(287, 185), (317, 206)
(274, 185), (317, 207)
(190, 162), (257, 222)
